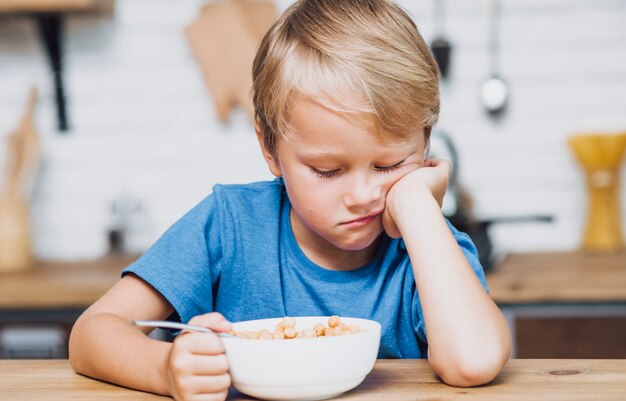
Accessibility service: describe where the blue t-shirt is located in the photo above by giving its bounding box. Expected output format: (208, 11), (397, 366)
(123, 179), (488, 358)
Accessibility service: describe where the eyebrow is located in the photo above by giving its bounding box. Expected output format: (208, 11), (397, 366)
(296, 149), (342, 159)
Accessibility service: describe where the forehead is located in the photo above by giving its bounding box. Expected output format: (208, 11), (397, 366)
(285, 92), (422, 146)
(282, 92), (423, 158)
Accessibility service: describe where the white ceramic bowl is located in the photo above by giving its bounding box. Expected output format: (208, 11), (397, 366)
(222, 316), (381, 401)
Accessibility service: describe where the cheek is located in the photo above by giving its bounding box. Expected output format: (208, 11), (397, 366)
(389, 165), (418, 185)
(285, 173), (326, 209)
(379, 164), (421, 194)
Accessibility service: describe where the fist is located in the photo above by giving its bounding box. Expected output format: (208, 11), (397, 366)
(166, 313), (233, 401)
(382, 158), (451, 238)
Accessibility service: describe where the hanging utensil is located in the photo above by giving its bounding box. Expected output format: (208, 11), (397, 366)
(0, 87), (39, 272)
(1, 87), (40, 201)
(430, 0), (452, 79)
(480, 0), (509, 117)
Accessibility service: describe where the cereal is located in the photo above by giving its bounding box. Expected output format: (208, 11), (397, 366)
(328, 315), (341, 328)
(231, 316), (361, 340)
(313, 323), (326, 337)
(272, 330), (285, 340)
(258, 329), (272, 340)
(283, 327), (297, 339)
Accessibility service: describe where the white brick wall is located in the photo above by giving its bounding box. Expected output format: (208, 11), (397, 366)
(0, 0), (625, 260)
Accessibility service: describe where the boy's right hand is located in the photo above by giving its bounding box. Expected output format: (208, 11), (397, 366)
(165, 313), (233, 401)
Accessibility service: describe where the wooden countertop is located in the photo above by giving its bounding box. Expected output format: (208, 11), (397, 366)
(0, 256), (137, 309)
(1, 359), (625, 400)
(1, 251), (625, 310)
(486, 251), (626, 304)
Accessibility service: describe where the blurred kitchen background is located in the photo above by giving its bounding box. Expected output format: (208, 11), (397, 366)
(0, 0), (625, 360)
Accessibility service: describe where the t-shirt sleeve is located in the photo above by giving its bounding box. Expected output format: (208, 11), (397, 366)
(413, 219), (489, 344)
(122, 193), (227, 325)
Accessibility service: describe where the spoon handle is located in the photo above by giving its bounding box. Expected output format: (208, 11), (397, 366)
(133, 320), (236, 338)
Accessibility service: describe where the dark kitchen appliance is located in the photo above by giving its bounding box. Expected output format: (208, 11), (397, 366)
(430, 0), (452, 79)
(432, 131), (553, 271)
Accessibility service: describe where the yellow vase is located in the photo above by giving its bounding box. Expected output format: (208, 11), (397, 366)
(568, 132), (626, 252)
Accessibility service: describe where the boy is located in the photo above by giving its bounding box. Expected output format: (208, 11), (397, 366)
(69, 1), (511, 400)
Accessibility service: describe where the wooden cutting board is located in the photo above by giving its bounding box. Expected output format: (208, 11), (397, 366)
(0, 0), (94, 13)
(185, 0), (277, 123)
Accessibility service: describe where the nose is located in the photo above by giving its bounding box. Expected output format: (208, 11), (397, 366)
(343, 172), (382, 209)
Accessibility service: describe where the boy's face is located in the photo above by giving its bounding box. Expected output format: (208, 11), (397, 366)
(258, 92), (426, 269)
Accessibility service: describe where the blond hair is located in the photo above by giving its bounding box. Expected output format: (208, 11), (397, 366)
(252, 0), (440, 155)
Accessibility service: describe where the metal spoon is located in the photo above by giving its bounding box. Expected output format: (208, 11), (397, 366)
(133, 320), (239, 338)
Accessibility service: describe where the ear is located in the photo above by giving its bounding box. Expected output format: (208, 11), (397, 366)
(255, 121), (283, 177)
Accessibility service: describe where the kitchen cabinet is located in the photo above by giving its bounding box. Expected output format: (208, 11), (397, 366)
(487, 251), (626, 358)
(0, 256), (135, 358)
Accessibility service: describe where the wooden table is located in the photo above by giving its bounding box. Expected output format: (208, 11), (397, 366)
(1, 359), (625, 400)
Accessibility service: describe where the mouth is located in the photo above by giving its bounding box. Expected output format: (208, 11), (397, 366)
(341, 210), (383, 225)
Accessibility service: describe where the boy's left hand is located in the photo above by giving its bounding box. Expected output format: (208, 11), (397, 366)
(382, 158), (450, 238)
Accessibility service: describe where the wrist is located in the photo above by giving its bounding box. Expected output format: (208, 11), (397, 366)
(154, 341), (174, 395)
(392, 188), (441, 234)
(387, 183), (437, 221)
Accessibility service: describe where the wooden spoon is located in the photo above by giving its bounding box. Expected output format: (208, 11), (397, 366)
(1, 88), (40, 201)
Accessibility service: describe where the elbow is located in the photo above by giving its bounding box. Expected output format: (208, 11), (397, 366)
(431, 340), (511, 387)
(436, 356), (504, 387)
(68, 321), (82, 373)
(68, 314), (89, 375)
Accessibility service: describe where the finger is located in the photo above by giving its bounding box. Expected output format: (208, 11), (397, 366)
(189, 390), (229, 401)
(188, 373), (231, 395)
(169, 352), (230, 377)
(429, 158), (451, 171)
(172, 380), (228, 401)
(381, 208), (401, 239)
(189, 354), (230, 375)
(424, 157), (441, 167)
(188, 313), (233, 333)
(177, 331), (226, 355)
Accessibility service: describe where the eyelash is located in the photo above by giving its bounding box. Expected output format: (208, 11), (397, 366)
(375, 161), (403, 173)
(311, 168), (339, 179)
(311, 161), (404, 179)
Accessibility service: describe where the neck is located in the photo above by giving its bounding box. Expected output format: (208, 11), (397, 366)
(290, 210), (381, 271)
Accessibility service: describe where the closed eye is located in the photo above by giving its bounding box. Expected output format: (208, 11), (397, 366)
(311, 167), (339, 179)
(374, 160), (404, 173)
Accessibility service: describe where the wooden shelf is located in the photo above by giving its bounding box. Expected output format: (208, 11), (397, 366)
(0, 0), (95, 13)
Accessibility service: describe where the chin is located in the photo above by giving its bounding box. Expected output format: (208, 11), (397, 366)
(335, 233), (381, 252)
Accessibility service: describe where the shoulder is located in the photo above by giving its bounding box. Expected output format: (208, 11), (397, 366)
(213, 179), (284, 194)
(210, 179), (285, 219)
(212, 179), (284, 205)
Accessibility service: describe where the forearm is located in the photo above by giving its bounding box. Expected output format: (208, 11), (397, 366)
(396, 192), (510, 386)
(69, 312), (171, 395)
